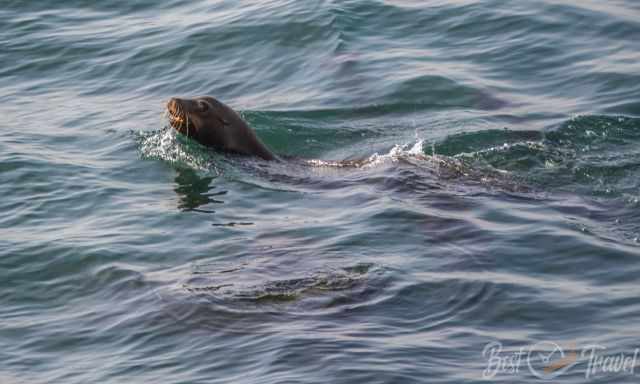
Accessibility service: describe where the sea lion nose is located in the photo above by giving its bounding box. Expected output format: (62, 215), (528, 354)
(167, 98), (181, 112)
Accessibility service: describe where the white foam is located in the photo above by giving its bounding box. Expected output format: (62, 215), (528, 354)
(137, 127), (220, 173)
(364, 139), (427, 167)
(304, 139), (428, 169)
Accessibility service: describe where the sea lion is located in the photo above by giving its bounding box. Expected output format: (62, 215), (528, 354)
(167, 96), (276, 161)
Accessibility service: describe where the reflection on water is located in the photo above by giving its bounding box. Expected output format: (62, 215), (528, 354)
(173, 166), (224, 213)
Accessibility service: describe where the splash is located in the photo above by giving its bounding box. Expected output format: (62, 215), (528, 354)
(305, 139), (428, 168)
(136, 127), (221, 174)
(378, 139), (426, 158)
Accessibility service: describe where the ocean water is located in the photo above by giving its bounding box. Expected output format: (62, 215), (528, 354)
(2, 1), (640, 383)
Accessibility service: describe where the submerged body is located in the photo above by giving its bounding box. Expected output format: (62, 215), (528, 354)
(167, 96), (276, 161)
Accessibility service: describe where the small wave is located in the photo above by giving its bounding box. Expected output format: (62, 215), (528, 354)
(153, 259), (389, 332)
(305, 139), (508, 187)
(432, 115), (640, 197)
(182, 261), (377, 303)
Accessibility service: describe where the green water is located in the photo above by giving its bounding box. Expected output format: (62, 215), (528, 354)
(2, 1), (640, 383)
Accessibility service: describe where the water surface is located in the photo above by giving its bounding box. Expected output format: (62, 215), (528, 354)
(2, 1), (640, 383)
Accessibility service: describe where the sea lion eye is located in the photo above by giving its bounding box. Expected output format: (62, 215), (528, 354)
(199, 101), (209, 112)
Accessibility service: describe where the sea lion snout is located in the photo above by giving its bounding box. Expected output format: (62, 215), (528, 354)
(167, 98), (190, 131)
(167, 98), (183, 115)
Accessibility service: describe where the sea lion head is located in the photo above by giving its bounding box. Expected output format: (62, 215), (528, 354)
(166, 96), (224, 140)
(166, 95), (276, 161)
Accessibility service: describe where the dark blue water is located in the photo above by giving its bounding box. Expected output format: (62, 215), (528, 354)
(2, 1), (640, 383)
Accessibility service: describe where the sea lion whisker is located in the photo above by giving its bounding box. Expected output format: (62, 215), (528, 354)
(179, 105), (185, 123)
